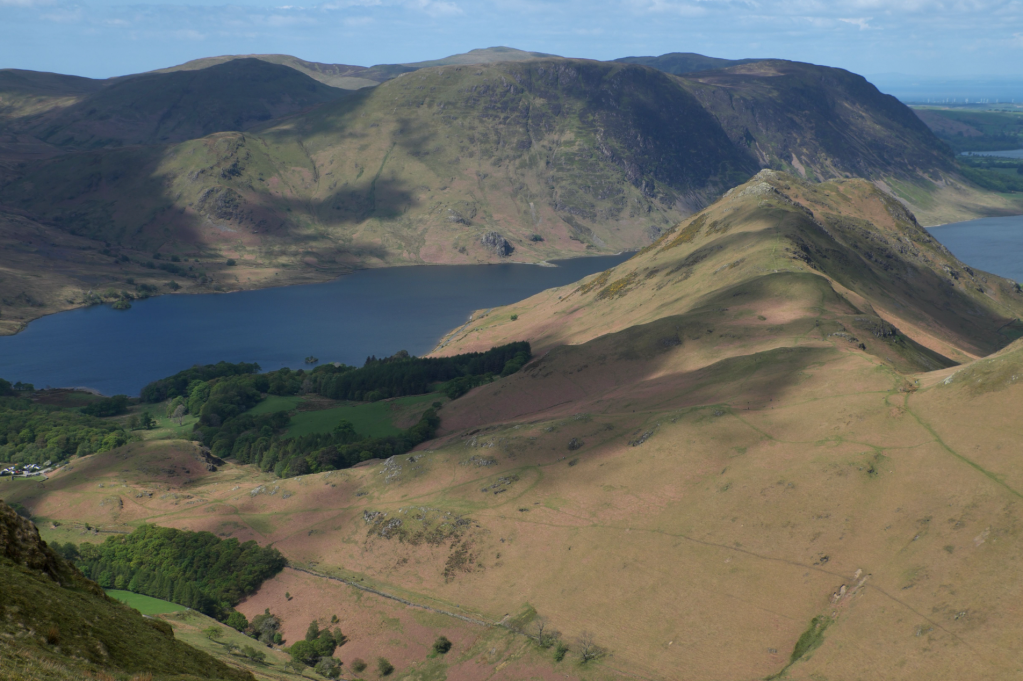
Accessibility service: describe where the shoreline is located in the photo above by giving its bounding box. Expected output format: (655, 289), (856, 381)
(0, 251), (635, 338)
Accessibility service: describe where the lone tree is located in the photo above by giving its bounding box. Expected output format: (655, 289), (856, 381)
(432, 635), (452, 655)
(377, 657), (395, 676)
(202, 626), (223, 642)
(533, 617), (559, 649)
(578, 631), (605, 663)
(172, 404), (186, 425)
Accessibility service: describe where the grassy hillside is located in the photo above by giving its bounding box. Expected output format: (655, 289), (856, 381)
(151, 53), (382, 90)
(438, 171), (1023, 362)
(0, 69), (104, 123)
(0, 499), (253, 681)
(8, 173), (1023, 680)
(153, 47), (563, 90)
(913, 106), (1023, 152)
(615, 51), (761, 74)
(22, 59), (348, 148)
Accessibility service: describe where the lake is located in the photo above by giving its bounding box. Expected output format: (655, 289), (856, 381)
(928, 214), (1023, 283)
(959, 149), (1023, 159)
(0, 255), (631, 396)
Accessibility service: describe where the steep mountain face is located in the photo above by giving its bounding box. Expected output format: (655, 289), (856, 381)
(676, 60), (956, 182)
(15, 58), (349, 148)
(615, 51), (761, 74)
(0, 500), (253, 681)
(0, 59), (756, 266)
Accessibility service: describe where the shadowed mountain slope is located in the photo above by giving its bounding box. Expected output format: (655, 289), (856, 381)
(677, 60), (955, 182)
(19, 59), (348, 148)
(0, 499), (254, 681)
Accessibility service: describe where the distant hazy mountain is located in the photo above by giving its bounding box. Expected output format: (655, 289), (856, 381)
(614, 52), (762, 75)
(153, 47), (563, 91)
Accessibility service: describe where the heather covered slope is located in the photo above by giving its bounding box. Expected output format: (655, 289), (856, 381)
(0, 499), (254, 681)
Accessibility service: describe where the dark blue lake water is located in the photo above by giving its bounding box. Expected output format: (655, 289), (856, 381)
(0, 255), (631, 396)
(3, 212), (1022, 397)
(928, 214), (1023, 283)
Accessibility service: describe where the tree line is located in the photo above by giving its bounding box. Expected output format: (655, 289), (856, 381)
(55, 524), (285, 623)
(136, 342), (530, 478)
(0, 393), (129, 466)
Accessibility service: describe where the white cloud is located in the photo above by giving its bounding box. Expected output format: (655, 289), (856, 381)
(629, 0), (707, 15)
(839, 16), (872, 29)
(320, 0), (383, 8)
(40, 8), (83, 22)
(405, 0), (463, 16)
(173, 28), (206, 40)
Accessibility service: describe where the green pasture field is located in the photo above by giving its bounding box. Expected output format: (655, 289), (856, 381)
(285, 394), (438, 439)
(247, 395), (303, 415)
(105, 590), (186, 615)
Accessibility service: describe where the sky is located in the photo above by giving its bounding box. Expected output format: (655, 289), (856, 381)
(1, 0), (1021, 83)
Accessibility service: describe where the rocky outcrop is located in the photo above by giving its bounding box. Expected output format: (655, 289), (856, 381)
(481, 231), (514, 257)
(0, 499), (87, 589)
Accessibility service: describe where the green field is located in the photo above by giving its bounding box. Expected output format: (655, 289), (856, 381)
(285, 394), (437, 439)
(247, 395), (303, 415)
(105, 590), (186, 615)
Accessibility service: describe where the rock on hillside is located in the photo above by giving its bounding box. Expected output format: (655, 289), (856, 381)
(0, 498), (84, 588)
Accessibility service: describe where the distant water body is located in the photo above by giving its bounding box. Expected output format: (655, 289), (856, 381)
(959, 149), (1023, 159)
(928, 214), (1023, 283)
(0, 255), (631, 396)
